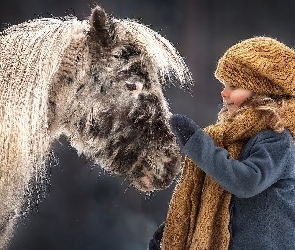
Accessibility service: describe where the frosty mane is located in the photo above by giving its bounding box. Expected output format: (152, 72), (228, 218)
(0, 17), (89, 198)
(114, 18), (192, 89)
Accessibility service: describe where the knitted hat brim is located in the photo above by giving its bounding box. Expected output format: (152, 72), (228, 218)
(215, 37), (295, 96)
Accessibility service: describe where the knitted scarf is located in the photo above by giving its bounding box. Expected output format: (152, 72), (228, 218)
(161, 99), (295, 250)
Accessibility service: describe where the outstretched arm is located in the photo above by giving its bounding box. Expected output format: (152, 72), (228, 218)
(171, 114), (293, 198)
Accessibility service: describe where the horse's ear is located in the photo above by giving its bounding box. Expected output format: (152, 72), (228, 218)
(89, 6), (116, 47)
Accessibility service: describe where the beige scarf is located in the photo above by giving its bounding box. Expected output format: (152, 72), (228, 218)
(161, 99), (295, 250)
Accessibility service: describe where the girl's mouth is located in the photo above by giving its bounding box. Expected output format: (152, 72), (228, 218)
(225, 102), (234, 108)
(225, 102), (236, 111)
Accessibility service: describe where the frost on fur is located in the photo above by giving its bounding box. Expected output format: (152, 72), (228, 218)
(0, 6), (193, 248)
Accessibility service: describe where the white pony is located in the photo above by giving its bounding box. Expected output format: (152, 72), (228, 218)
(0, 6), (192, 248)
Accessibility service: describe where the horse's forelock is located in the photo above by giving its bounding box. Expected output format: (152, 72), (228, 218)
(113, 19), (193, 90)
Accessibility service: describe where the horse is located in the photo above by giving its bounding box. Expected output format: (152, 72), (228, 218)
(0, 6), (193, 248)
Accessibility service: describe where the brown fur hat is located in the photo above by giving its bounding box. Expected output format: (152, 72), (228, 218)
(215, 36), (295, 96)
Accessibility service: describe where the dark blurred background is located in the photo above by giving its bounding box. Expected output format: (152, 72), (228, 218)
(2, 0), (295, 249)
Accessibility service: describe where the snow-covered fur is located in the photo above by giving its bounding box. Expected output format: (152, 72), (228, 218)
(0, 6), (192, 249)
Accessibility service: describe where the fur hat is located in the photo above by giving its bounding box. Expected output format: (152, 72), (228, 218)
(215, 36), (295, 96)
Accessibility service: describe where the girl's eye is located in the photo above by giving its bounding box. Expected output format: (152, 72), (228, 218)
(229, 84), (237, 89)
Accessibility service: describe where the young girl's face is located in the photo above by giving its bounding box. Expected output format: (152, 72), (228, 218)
(220, 83), (253, 113)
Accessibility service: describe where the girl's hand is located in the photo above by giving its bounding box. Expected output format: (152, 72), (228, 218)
(170, 114), (199, 148)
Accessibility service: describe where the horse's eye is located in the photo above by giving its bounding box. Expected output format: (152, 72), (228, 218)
(125, 81), (137, 91)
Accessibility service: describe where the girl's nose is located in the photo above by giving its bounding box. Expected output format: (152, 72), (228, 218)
(220, 88), (228, 98)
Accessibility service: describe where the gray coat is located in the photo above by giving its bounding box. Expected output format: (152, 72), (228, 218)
(183, 129), (295, 250)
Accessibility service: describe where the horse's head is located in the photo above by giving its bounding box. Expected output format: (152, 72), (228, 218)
(50, 6), (193, 191)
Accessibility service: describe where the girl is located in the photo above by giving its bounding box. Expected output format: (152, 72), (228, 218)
(149, 36), (295, 250)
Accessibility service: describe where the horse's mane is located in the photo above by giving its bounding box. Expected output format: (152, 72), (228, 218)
(0, 17), (89, 211)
